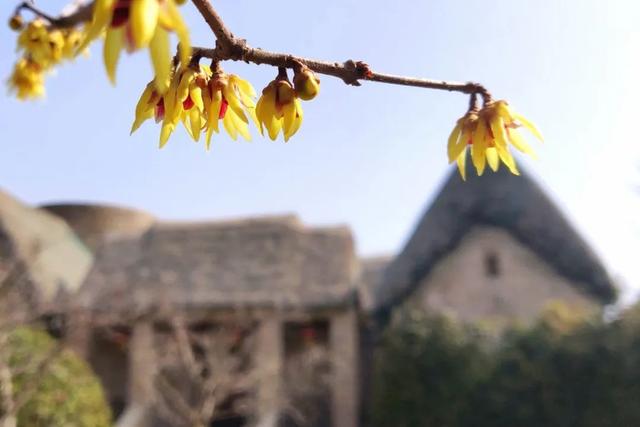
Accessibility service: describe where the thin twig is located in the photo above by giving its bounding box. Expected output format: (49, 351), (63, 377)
(13, 0), (93, 29)
(14, 0), (492, 101)
(189, 0), (492, 100)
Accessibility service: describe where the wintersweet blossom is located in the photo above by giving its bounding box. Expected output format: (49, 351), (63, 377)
(17, 20), (64, 67)
(131, 62), (258, 148)
(448, 100), (542, 179)
(256, 79), (303, 141)
(293, 65), (320, 101)
(203, 70), (258, 148)
(8, 58), (45, 100)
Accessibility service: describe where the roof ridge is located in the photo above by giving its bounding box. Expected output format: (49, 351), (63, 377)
(372, 165), (616, 312)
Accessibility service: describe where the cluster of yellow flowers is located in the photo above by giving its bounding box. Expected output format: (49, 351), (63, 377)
(7, 1), (543, 177)
(447, 100), (543, 179)
(8, 19), (85, 99)
(256, 66), (319, 142)
(8, 1), (321, 147)
(8, 0), (190, 100)
(131, 62), (320, 148)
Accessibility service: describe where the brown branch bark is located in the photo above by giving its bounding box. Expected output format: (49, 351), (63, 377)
(13, 0), (492, 101)
(189, 0), (491, 100)
(13, 0), (93, 29)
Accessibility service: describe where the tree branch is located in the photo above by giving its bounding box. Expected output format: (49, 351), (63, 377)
(13, 0), (93, 29)
(189, 0), (492, 100)
(14, 0), (492, 100)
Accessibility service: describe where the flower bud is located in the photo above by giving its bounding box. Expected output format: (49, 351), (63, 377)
(293, 67), (320, 101)
(9, 15), (23, 31)
(276, 80), (296, 104)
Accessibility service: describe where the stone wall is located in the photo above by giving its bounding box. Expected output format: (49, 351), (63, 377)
(404, 226), (599, 326)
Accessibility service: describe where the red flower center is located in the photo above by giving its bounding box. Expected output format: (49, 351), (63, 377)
(218, 99), (229, 119)
(183, 95), (194, 110)
(111, 0), (131, 27)
(155, 98), (165, 122)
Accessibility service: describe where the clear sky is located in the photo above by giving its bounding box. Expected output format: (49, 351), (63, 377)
(1, 1), (639, 301)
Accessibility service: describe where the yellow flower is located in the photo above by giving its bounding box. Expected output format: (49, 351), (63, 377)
(17, 20), (65, 67)
(62, 29), (87, 60)
(79, 0), (191, 93)
(131, 64), (207, 147)
(8, 58), (46, 100)
(448, 100), (542, 179)
(293, 65), (320, 101)
(203, 69), (258, 148)
(130, 74), (180, 147)
(256, 79), (303, 141)
(146, 64), (212, 146)
(130, 81), (165, 134)
(447, 111), (478, 181)
(132, 64), (259, 149)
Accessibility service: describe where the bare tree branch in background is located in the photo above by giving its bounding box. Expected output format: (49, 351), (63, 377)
(152, 314), (258, 427)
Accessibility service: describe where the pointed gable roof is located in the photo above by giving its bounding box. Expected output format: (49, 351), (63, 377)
(370, 166), (616, 313)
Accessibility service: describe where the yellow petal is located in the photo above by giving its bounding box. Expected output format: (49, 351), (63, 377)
(130, 0), (159, 48)
(456, 149), (467, 181)
(471, 119), (487, 176)
(450, 140), (467, 167)
(447, 121), (462, 163)
(261, 94), (281, 140)
(508, 129), (537, 158)
(231, 75), (257, 99)
(267, 116), (283, 141)
(190, 85), (204, 112)
(207, 90), (222, 134)
(189, 107), (202, 141)
(162, 0), (191, 66)
(486, 147), (500, 171)
(285, 100), (303, 142)
(78, 0), (115, 53)
(131, 83), (155, 134)
(247, 106), (260, 130)
(223, 110), (238, 140)
(205, 130), (213, 150)
(103, 27), (124, 84)
(513, 112), (543, 142)
(282, 101), (296, 138)
(495, 144), (520, 175)
(149, 27), (171, 93)
(163, 73), (179, 123)
(255, 96), (266, 135)
(495, 101), (514, 123)
(176, 69), (194, 104)
(230, 109), (252, 141)
(179, 113), (192, 140)
(222, 85), (248, 123)
(159, 121), (174, 148)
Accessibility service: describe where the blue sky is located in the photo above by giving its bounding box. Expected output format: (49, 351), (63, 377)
(1, 1), (639, 300)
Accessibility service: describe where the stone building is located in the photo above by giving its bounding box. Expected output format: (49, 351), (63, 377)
(363, 167), (615, 327)
(41, 209), (361, 427)
(0, 165), (616, 427)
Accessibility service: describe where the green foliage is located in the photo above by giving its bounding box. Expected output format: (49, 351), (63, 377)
(8, 327), (111, 427)
(372, 303), (640, 427)
(372, 312), (491, 427)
